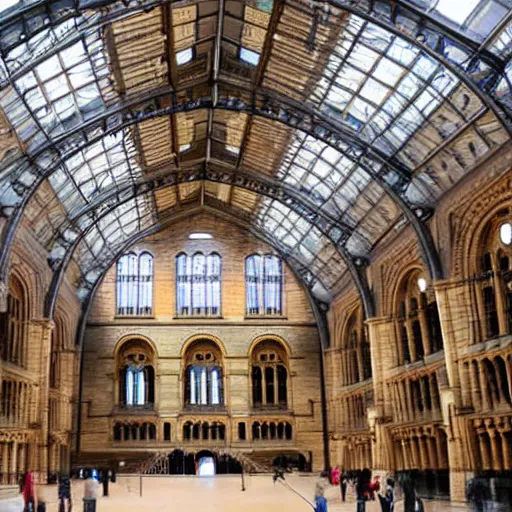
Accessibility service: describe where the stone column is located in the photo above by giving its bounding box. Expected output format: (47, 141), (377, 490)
(490, 254), (508, 335)
(486, 422), (501, 471)
(1, 442), (8, 484)
(418, 308), (431, 356)
(17, 444), (25, 475)
(32, 318), (55, 483)
(9, 441), (17, 484)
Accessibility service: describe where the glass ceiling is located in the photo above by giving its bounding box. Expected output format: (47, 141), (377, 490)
(0, 0), (511, 306)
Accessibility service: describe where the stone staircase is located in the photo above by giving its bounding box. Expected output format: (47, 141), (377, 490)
(139, 452), (169, 474)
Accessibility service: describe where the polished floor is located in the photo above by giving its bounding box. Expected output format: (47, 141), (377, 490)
(34, 474), (472, 512)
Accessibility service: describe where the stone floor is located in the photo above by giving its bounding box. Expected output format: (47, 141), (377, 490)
(35, 475), (471, 512)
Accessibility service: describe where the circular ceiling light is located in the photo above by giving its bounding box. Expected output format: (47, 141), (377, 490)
(417, 277), (427, 293)
(500, 222), (512, 246)
(189, 233), (213, 240)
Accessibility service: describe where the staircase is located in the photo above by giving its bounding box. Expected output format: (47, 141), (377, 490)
(139, 452), (169, 474)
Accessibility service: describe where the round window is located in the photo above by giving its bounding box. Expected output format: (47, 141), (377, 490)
(500, 222), (512, 246)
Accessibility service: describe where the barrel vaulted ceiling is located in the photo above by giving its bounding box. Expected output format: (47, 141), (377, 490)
(1, 0), (512, 313)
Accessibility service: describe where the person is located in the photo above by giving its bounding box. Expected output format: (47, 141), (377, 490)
(331, 466), (340, 486)
(314, 471), (330, 512)
(340, 471), (348, 502)
(378, 478), (394, 512)
(398, 472), (417, 512)
(23, 472), (35, 512)
(58, 472), (71, 512)
(83, 470), (99, 512)
(369, 475), (380, 500)
(466, 475), (490, 512)
(356, 468), (371, 512)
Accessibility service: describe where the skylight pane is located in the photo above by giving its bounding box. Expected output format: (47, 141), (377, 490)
(435, 0), (480, 25)
(176, 48), (193, 66)
(0, 0), (19, 14)
(240, 47), (260, 66)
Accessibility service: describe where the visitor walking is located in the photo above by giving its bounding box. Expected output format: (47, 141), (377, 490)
(314, 471), (330, 512)
(355, 468), (371, 512)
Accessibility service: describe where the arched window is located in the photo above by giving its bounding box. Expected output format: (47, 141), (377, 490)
(50, 312), (67, 389)
(245, 254), (283, 316)
(341, 305), (372, 386)
(117, 340), (155, 409)
(250, 339), (289, 409)
(0, 276), (28, 367)
(395, 270), (442, 366)
(473, 213), (512, 342)
(177, 253), (221, 316)
(116, 252), (154, 316)
(184, 340), (224, 408)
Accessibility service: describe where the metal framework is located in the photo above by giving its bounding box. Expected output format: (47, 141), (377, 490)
(1, 0), (512, 320)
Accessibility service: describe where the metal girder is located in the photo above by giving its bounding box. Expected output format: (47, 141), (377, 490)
(0, 82), (442, 295)
(45, 167), (375, 321)
(319, 0), (512, 133)
(1, 0), (510, 135)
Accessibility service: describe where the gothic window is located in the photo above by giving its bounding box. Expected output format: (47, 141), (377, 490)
(245, 254), (283, 316)
(116, 252), (154, 316)
(341, 305), (372, 386)
(0, 276), (28, 367)
(184, 340), (223, 408)
(395, 270), (441, 366)
(474, 212), (512, 342)
(177, 253), (221, 316)
(250, 339), (289, 409)
(251, 421), (292, 441)
(182, 421), (226, 442)
(50, 313), (66, 389)
(117, 340), (155, 409)
(113, 422), (157, 442)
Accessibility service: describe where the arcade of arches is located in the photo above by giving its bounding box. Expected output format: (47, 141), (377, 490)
(1, 0), (512, 507)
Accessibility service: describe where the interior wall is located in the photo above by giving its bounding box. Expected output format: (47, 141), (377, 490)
(80, 214), (325, 470)
(325, 143), (512, 502)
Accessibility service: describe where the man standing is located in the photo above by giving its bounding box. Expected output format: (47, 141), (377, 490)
(340, 471), (348, 502)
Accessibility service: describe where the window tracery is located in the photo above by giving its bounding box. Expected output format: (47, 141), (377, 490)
(176, 252), (221, 317)
(395, 270), (443, 366)
(0, 276), (28, 367)
(182, 421), (226, 442)
(475, 210), (512, 341)
(117, 340), (155, 409)
(245, 254), (283, 316)
(251, 420), (292, 441)
(116, 252), (154, 316)
(184, 340), (223, 408)
(340, 305), (372, 386)
(250, 339), (288, 409)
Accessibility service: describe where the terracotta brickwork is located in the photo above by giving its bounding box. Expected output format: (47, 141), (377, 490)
(0, 220), (80, 484)
(81, 216), (325, 470)
(325, 145), (512, 503)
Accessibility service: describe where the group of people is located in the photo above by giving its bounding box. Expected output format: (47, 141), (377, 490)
(315, 467), (423, 512)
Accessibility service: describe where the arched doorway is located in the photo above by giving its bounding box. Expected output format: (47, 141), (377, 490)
(196, 450), (216, 476)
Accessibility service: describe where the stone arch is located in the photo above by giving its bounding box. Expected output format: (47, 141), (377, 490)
(450, 177), (512, 277)
(248, 334), (291, 359)
(180, 333), (227, 358)
(114, 333), (158, 360)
